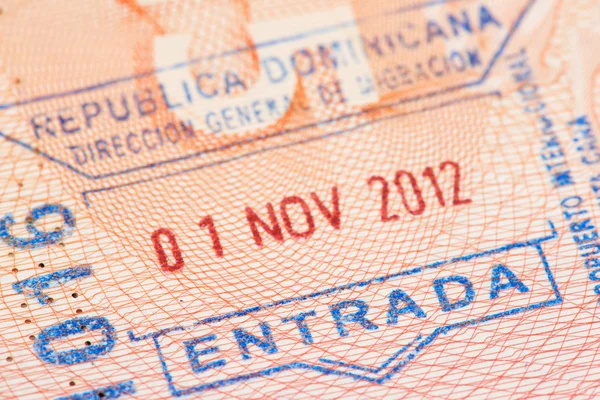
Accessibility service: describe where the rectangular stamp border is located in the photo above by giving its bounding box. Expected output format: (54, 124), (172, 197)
(0, 0), (537, 189)
(128, 221), (562, 397)
(0, 0), (492, 113)
(81, 90), (501, 205)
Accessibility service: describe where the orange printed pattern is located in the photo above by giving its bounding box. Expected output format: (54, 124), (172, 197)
(0, 0), (600, 398)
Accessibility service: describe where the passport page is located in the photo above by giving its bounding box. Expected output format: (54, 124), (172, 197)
(0, 0), (600, 398)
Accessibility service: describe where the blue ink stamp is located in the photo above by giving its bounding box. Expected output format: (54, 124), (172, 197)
(128, 221), (561, 397)
(0, 0), (536, 208)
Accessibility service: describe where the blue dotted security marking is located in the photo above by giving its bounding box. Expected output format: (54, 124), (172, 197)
(128, 220), (562, 397)
(34, 316), (116, 365)
(54, 380), (135, 400)
(13, 265), (92, 305)
(0, 204), (75, 249)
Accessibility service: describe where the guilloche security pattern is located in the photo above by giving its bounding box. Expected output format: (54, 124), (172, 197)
(0, 0), (599, 398)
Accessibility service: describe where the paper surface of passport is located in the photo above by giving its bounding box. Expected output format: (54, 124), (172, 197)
(0, 0), (599, 398)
